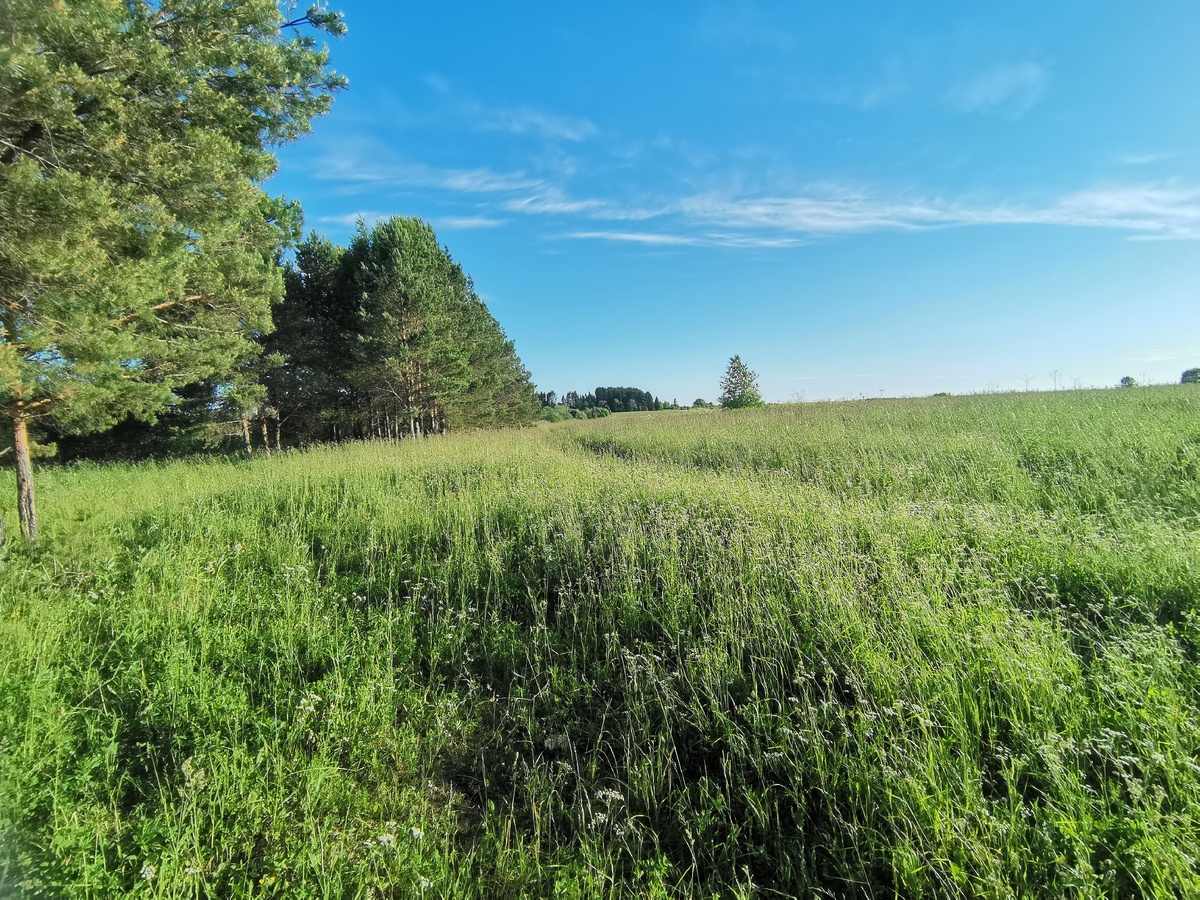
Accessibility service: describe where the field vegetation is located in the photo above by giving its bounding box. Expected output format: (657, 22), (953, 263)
(2, 387), (1199, 897)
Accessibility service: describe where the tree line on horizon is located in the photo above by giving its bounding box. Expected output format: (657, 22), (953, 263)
(534, 355), (769, 422)
(536, 387), (682, 420)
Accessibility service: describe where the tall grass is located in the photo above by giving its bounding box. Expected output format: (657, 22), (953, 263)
(2, 387), (1198, 897)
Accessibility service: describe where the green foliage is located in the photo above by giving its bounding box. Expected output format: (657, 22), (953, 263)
(3, 387), (1200, 896)
(718, 355), (765, 409)
(0, 0), (344, 429)
(1182, 367), (1200, 384)
(0, 0), (344, 532)
(551, 387), (663, 413)
(1120, 376), (1138, 387)
(266, 220), (536, 443)
(262, 233), (354, 442)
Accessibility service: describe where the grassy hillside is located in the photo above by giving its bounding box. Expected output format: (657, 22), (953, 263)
(2, 387), (1199, 897)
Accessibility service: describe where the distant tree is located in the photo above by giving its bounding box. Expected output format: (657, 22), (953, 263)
(547, 386), (669, 413)
(692, 398), (713, 409)
(1182, 368), (1200, 384)
(1119, 376), (1138, 388)
(718, 356), (766, 409)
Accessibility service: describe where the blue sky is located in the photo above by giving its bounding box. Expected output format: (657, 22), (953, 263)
(270, 1), (1200, 402)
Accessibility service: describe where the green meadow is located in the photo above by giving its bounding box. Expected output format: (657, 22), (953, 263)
(2, 387), (1199, 898)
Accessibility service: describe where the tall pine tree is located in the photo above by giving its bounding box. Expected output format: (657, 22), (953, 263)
(266, 218), (536, 442)
(0, 0), (344, 541)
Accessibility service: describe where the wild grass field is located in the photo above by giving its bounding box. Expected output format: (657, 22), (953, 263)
(2, 387), (1199, 898)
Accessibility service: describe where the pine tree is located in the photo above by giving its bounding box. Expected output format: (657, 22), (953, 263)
(0, 0), (345, 541)
(262, 234), (354, 445)
(718, 355), (766, 409)
(267, 217), (536, 442)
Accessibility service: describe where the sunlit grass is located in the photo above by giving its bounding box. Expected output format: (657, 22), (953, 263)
(2, 386), (1199, 896)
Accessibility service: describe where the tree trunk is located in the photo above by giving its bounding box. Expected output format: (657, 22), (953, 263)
(274, 418), (282, 453)
(14, 415), (38, 544)
(261, 419), (271, 457)
(241, 415), (253, 457)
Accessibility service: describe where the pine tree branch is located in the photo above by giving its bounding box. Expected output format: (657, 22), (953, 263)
(109, 294), (210, 327)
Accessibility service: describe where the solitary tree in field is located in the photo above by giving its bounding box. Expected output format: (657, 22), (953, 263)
(0, 0), (345, 542)
(1119, 376), (1138, 388)
(1182, 368), (1200, 384)
(718, 355), (766, 409)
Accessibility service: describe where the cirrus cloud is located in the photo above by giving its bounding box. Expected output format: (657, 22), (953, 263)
(946, 62), (1048, 118)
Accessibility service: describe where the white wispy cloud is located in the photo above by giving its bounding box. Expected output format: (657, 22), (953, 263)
(569, 230), (703, 246)
(684, 183), (1200, 238)
(504, 186), (663, 221)
(1046, 184), (1200, 236)
(438, 167), (541, 193)
(318, 211), (386, 227)
(316, 141), (542, 194)
(568, 229), (806, 249)
(475, 106), (598, 142)
(421, 74), (598, 142)
(678, 190), (954, 233)
(436, 216), (508, 229)
(315, 129), (1200, 246)
(704, 233), (808, 248)
(519, 180), (1200, 242)
(318, 211), (506, 232)
(1119, 152), (1175, 166)
(946, 62), (1048, 118)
